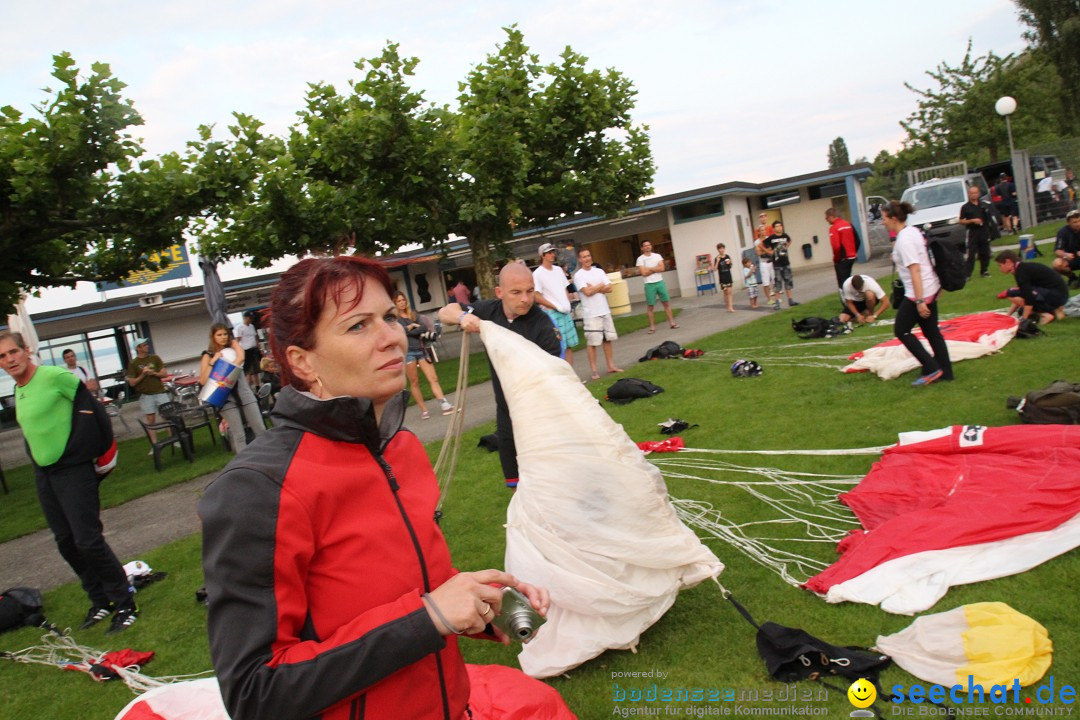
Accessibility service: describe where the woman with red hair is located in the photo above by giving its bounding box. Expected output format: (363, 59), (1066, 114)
(198, 256), (556, 720)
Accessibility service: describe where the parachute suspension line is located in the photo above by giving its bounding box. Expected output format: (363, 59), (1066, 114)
(671, 498), (827, 587)
(0, 631), (213, 695)
(672, 445), (889, 456)
(655, 455), (866, 585)
(434, 332), (472, 513)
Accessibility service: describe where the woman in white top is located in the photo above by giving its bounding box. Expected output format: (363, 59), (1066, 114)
(884, 201), (953, 387)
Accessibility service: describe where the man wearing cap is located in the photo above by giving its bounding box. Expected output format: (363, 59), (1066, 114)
(234, 312), (261, 388)
(126, 337), (169, 443)
(825, 208), (858, 288)
(532, 242), (579, 366)
(439, 262), (562, 489)
(1052, 209), (1080, 288)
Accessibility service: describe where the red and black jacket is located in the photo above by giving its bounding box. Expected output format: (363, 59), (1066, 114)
(199, 387), (469, 720)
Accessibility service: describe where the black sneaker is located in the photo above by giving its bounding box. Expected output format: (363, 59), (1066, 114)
(79, 604), (114, 629)
(106, 604), (138, 635)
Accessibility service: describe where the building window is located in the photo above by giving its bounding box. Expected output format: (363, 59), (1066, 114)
(808, 182), (846, 200)
(672, 198), (725, 224)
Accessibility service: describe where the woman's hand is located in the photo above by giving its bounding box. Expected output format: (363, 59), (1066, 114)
(423, 570), (516, 637)
(917, 301), (931, 319)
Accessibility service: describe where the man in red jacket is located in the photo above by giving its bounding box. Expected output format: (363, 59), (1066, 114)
(825, 208), (858, 288)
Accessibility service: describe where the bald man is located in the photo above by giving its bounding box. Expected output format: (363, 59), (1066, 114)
(440, 263), (562, 489)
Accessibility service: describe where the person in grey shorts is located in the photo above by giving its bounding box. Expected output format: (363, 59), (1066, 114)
(572, 248), (624, 381)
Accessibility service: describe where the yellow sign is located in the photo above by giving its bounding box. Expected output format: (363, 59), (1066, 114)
(99, 244), (192, 290)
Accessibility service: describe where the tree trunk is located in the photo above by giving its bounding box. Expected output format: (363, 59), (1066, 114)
(469, 223), (513, 300)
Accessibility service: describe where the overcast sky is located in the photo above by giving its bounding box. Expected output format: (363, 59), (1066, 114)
(3, 0), (1026, 313)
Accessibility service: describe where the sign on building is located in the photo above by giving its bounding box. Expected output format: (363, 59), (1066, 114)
(98, 244), (192, 290)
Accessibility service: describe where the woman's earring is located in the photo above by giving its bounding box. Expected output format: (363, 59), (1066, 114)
(313, 376), (325, 396)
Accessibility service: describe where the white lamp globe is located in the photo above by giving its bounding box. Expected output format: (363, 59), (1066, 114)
(995, 96), (1017, 116)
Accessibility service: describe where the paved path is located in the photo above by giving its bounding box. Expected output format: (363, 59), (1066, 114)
(0, 256), (893, 592)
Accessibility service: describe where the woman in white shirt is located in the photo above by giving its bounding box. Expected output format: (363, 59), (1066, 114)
(884, 201), (953, 387)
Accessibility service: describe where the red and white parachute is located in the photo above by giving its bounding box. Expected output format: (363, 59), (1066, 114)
(843, 312), (1017, 379)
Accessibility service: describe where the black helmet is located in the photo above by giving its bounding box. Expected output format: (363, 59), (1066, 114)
(730, 359), (763, 377)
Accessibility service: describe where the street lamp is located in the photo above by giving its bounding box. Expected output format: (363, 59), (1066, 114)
(995, 96), (1017, 159)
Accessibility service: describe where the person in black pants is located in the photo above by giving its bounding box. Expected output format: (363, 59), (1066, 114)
(439, 262), (562, 488)
(883, 202), (953, 387)
(0, 330), (137, 633)
(958, 185), (996, 278)
(996, 249), (1069, 325)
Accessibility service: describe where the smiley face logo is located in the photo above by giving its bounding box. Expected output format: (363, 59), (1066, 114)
(848, 678), (877, 708)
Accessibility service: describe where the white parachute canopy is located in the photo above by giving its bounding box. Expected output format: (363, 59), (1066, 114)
(478, 321), (723, 678)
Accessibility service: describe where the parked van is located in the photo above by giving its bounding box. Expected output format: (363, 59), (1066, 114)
(900, 173), (990, 248)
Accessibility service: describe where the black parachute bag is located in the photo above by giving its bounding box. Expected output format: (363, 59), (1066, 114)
(792, 317), (830, 339)
(639, 341), (684, 362)
(0, 587), (45, 633)
(1014, 380), (1080, 424)
(1015, 317), (1044, 339)
(606, 378), (664, 405)
(926, 237), (967, 292)
(726, 592), (891, 690)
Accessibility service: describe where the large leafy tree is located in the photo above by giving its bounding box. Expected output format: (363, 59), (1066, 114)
(1015, 0), (1080, 130)
(195, 44), (455, 266)
(897, 41), (1062, 171)
(0, 53), (241, 314)
(453, 27), (654, 292)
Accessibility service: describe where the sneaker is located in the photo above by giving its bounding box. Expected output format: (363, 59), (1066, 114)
(106, 603), (138, 635)
(420, 410), (431, 420)
(911, 369), (944, 387)
(79, 604), (114, 629)
(440, 399), (454, 415)
(772, 301), (781, 310)
(980, 272), (991, 278)
(789, 300), (800, 307)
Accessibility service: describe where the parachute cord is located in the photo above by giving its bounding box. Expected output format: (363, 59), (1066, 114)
(0, 630), (213, 695)
(434, 332), (472, 513)
(671, 445), (889, 456)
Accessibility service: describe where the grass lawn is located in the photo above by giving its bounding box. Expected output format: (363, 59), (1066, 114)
(0, 268), (1076, 718)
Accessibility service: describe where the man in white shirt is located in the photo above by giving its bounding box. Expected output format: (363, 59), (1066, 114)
(532, 243), (579, 366)
(839, 275), (891, 325)
(572, 249), (624, 381)
(635, 241), (678, 333)
(61, 348), (99, 393)
(234, 312), (261, 387)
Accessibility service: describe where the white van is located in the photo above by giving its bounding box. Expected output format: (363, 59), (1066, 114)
(900, 174), (991, 248)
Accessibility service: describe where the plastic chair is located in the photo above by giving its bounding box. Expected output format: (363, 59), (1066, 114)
(103, 389), (130, 432)
(161, 401), (217, 450)
(138, 418), (193, 472)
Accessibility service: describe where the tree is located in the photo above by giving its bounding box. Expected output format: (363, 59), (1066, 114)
(195, 44), (455, 267)
(452, 27), (654, 293)
(827, 137), (850, 168)
(1015, 0), (1080, 130)
(898, 41), (1062, 169)
(0, 53), (238, 314)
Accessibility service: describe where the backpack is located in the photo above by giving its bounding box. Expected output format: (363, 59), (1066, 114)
(851, 224), (862, 254)
(605, 378), (664, 405)
(1016, 317), (1044, 339)
(792, 317), (847, 339)
(1014, 380), (1080, 424)
(926, 237), (967, 292)
(639, 341), (683, 362)
(0, 587), (44, 633)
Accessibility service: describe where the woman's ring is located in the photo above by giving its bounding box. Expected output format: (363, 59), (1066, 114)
(482, 604), (494, 618)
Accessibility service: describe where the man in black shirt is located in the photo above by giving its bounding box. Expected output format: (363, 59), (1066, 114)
(439, 262), (562, 488)
(1052, 209), (1080, 288)
(958, 185), (996, 278)
(995, 250), (1068, 324)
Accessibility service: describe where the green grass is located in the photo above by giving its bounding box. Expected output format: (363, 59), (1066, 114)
(0, 427), (233, 544)
(1, 276), (1076, 718)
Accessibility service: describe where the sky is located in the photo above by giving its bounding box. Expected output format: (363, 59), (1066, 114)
(2, 0), (1027, 313)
